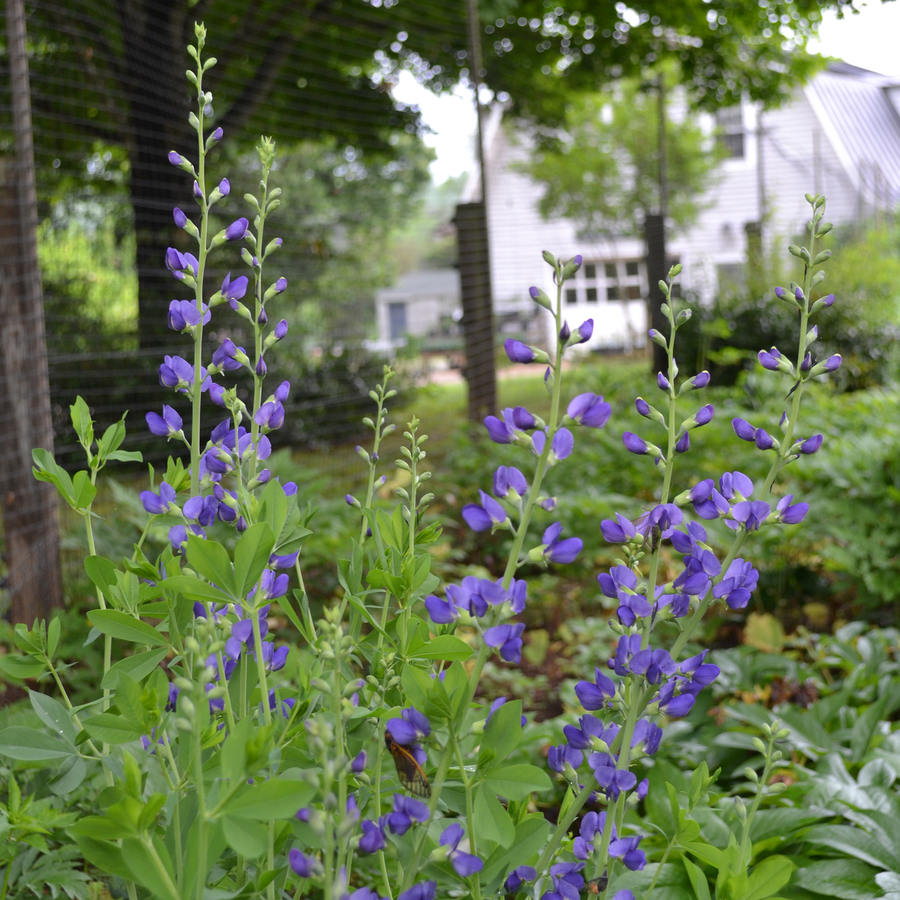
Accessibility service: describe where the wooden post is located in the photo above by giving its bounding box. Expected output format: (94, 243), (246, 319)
(455, 202), (497, 422)
(0, 0), (63, 623)
(644, 213), (668, 375)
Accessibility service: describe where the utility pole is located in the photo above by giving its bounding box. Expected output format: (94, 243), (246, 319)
(0, 0), (63, 623)
(456, 0), (497, 422)
(644, 72), (669, 374)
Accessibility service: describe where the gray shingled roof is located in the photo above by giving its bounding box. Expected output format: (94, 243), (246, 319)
(808, 62), (900, 205)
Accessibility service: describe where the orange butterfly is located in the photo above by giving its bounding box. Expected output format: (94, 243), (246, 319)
(385, 732), (431, 798)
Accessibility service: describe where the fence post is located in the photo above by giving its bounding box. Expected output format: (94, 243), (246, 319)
(455, 201), (497, 423)
(644, 212), (668, 375)
(0, 0), (63, 623)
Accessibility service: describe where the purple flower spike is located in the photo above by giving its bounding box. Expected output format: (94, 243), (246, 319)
(799, 434), (823, 454)
(623, 432), (648, 455)
(505, 339), (535, 363)
(146, 405), (183, 438)
(224, 217), (249, 241)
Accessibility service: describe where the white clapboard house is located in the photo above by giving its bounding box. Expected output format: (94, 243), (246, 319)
(376, 62), (900, 353)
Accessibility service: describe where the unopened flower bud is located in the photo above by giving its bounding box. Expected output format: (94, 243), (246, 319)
(648, 329), (667, 348)
(529, 285), (552, 310)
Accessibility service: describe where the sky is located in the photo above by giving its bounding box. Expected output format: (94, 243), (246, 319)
(393, 1), (900, 185)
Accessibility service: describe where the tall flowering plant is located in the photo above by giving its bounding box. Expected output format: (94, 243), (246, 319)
(0, 23), (843, 900)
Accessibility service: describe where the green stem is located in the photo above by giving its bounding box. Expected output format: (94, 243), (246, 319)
(450, 731), (482, 900)
(643, 840), (674, 900)
(193, 694), (208, 900)
(251, 610), (273, 726)
(739, 735), (775, 862)
(142, 833), (181, 900)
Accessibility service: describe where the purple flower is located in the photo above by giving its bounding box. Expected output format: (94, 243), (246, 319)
(657, 372), (670, 391)
(574, 319), (593, 343)
(543, 861), (585, 900)
(505, 866), (537, 893)
(799, 434), (823, 454)
(687, 371), (710, 389)
(255, 642), (289, 672)
(212, 339), (246, 372)
(729, 500), (771, 532)
(713, 558), (759, 609)
(462, 490), (509, 532)
(758, 347), (785, 371)
(173, 207), (188, 228)
(247, 569), (289, 604)
(574, 668), (616, 710)
(601, 514), (637, 544)
(164, 248), (199, 281)
(146, 405), (183, 438)
(541, 522), (583, 564)
(505, 339), (535, 363)
(386, 708), (431, 746)
(485, 697), (527, 727)
(694, 404), (714, 426)
(532, 427), (574, 461)
(396, 883), (436, 900)
(183, 495), (218, 527)
(776, 494), (809, 524)
(493, 465), (528, 499)
(168, 151), (185, 167)
(168, 299), (209, 332)
(140, 481), (177, 516)
(732, 418), (756, 441)
(217, 177), (230, 197)
(221, 272), (249, 308)
(352, 750), (367, 774)
(159, 354), (206, 393)
(387, 794), (430, 835)
(425, 593), (460, 624)
(609, 835), (646, 871)
(548, 742), (583, 773)
(675, 432), (690, 453)
(484, 407), (534, 444)
(823, 354), (841, 372)
(623, 432), (649, 455)
(483, 623), (525, 663)
(224, 217), (249, 241)
(439, 823), (483, 877)
(567, 393), (611, 428)
(274, 319), (289, 340)
(254, 400), (286, 431)
(678, 650), (721, 686)
(358, 819), (386, 854)
(289, 849), (318, 877)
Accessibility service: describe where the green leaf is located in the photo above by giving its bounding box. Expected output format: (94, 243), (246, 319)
(850, 693), (891, 763)
(682, 840), (723, 868)
(0, 655), (46, 680)
(71, 470), (97, 509)
(805, 824), (900, 871)
(83, 713), (145, 745)
(106, 449), (143, 463)
(87, 609), (167, 646)
(749, 809), (826, 844)
(121, 836), (179, 900)
(408, 634), (473, 661)
(742, 856), (792, 900)
(484, 764), (552, 800)
(0, 726), (75, 761)
(683, 857), (712, 900)
(32, 448), (75, 504)
(98, 414), (127, 458)
(481, 700), (523, 768)
(233, 523), (276, 599)
(474, 782), (515, 847)
(481, 815), (550, 883)
(29, 691), (77, 744)
(47, 616), (61, 660)
(223, 815), (268, 858)
(792, 859), (880, 900)
(74, 835), (135, 884)
(100, 649), (168, 689)
(162, 574), (233, 605)
(49, 755), (87, 796)
(70, 396), (94, 451)
(258, 478), (288, 539)
(224, 779), (315, 820)
(84, 555), (119, 601)
(185, 535), (236, 596)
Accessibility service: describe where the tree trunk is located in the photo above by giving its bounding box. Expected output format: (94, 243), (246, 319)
(118, 0), (192, 348)
(644, 213), (668, 375)
(455, 202), (497, 423)
(0, 0), (63, 624)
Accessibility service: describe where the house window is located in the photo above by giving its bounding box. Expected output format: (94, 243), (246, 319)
(716, 105), (744, 159)
(565, 288), (578, 304)
(586, 287), (598, 303)
(388, 302), (407, 340)
(584, 263), (596, 279)
(604, 259), (645, 302)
